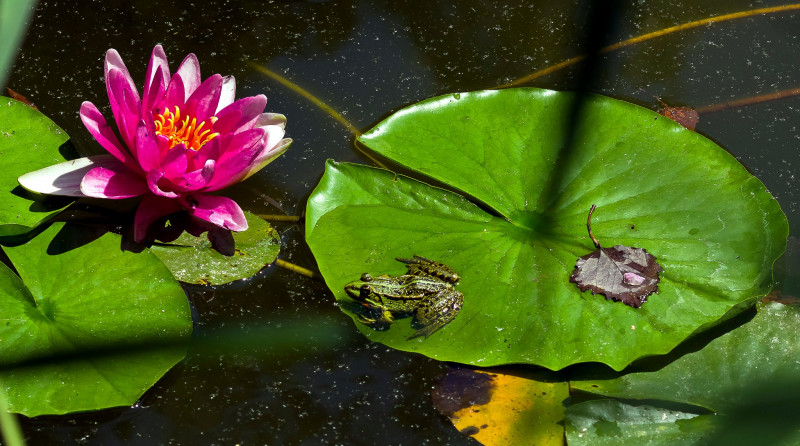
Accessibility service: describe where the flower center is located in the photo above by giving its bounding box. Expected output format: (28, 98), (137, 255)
(154, 106), (219, 151)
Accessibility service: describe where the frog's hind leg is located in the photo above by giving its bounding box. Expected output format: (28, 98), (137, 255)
(408, 290), (464, 339)
(395, 256), (461, 283)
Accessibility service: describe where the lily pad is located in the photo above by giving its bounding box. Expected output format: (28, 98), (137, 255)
(305, 88), (788, 370)
(571, 302), (800, 411)
(0, 222), (192, 416)
(0, 97), (72, 244)
(149, 211), (281, 285)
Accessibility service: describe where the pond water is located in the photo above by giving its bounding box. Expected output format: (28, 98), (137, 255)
(6, 0), (800, 443)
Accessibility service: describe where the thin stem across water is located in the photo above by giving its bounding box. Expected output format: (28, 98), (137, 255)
(499, 4), (800, 87)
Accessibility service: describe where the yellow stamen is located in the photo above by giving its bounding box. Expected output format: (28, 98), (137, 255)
(153, 106), (219, 151)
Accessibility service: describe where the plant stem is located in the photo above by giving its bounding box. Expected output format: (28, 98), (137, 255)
(498, 4), (800, 87)
(587, 204), (601, 249)
(276, 259), (324, 281)
(257, 214), (301, 222)
(0, 391), (25, 446)
(697, 87), (800, 113)
(248, 63), (361, 135)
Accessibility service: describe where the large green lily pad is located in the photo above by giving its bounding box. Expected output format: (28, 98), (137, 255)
(0, 97), (72, 244)
(0, 222), (192, 416)
(305, 88), (788, 370)
(150, 211), (281, 285)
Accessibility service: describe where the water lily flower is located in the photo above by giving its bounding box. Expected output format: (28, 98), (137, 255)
(19, 45), (291, 242)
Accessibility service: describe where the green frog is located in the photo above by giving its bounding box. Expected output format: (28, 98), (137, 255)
(344, 256), (463, 339)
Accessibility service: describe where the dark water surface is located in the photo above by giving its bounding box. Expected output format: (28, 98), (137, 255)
(7, 0), (800, 444)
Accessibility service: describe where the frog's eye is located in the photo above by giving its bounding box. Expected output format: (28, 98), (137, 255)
(361, 273), (372, 282)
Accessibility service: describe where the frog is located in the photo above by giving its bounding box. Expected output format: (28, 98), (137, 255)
(344, 257), (463, 339)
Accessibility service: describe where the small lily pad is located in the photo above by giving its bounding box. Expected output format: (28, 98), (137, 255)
(0, 222), (192, 416)
(0, 98), (73, 244)
(150, 211), (281, 285)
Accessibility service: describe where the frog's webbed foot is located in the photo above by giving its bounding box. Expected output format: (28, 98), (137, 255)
(408, 289), (464, 339)
(356, 308), (394, 331)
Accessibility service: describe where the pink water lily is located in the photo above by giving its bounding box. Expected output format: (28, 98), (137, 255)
(20, 45), (291, 242)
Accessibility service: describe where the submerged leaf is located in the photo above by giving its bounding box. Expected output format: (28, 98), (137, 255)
(565, 400), (711, 445)
(432, 367), (567, 445)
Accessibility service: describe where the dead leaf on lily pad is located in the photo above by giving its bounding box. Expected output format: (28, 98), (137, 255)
(570, 205), (662, 308)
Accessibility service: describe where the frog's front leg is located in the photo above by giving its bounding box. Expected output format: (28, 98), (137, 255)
(409, 289), (464, 339)
(356, 306), (395, 330)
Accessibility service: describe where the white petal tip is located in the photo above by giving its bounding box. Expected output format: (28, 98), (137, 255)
(17, 155), (118, 197)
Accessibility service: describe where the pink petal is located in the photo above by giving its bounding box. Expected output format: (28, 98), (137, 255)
(217, 128), (266, 163)
(216, 76), (236, 113)
(163, 72), (186, 109)
(255, 112), (287, 129)
(19, 155), (117, 197)
(214, 95), (267, 134)
(203, 129), (265, 190)
(142, 66), (166, 117)
(107, 69), (141, 147)
(175, 53), (201, 101)
(145, 169), (180, 198)
(135, 120), (161, 172)
(242, 137), (292, 181)
(104, 49), (139, 106)
(185, 74), (223, 122)
(80, 165), (148, 199)
(195, 137), (221, 168)
(173, 159), (215, 191)
(258, 120), (288, 155)
(183, 194), (248, 232)
(162, 146), (189, 179)
(133, 195), (183, 242)
(79, 102), (139, 171)
(143, 45), (169, 112)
